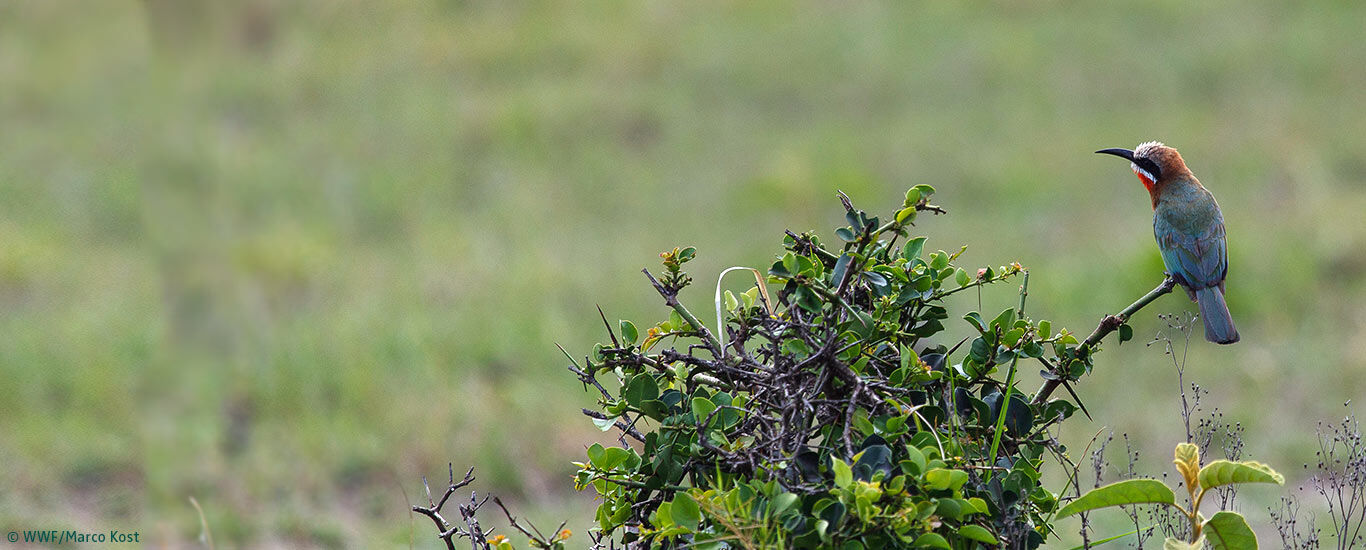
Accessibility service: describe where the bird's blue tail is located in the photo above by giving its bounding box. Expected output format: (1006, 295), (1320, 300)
(1196, 287), (1239, 344)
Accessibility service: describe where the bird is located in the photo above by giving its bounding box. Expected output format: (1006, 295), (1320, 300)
(1096, 141), (1239, 344)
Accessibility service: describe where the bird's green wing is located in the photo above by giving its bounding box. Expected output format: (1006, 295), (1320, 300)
(1155, 214), (1227, 290)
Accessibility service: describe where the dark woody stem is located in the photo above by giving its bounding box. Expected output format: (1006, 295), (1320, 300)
(1032, 276), (1176, 406)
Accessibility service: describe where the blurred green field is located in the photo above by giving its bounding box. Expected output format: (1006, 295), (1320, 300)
(2, 1), (1365, 547)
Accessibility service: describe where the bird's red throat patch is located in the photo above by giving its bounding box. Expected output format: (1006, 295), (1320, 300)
(1131, 167), (1158, 207)
(1131, 167), (1156, 193)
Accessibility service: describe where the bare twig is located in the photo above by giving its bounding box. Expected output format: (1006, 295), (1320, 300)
(580, 408), (648, 443)
(411, 465), (482, 550)
(495, 498), (569, 549)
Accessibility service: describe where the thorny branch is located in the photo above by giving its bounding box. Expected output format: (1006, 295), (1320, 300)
(411, 465), (485, 550)
(1032, 276), (1175, 406)
(413, 466), (590, 550)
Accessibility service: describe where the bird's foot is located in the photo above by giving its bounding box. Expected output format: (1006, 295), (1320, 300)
(1160, 273), (1178, 291)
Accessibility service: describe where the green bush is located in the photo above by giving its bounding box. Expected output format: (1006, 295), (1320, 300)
(418, 188), (1285, 549)
(567, 187), (1125, 549)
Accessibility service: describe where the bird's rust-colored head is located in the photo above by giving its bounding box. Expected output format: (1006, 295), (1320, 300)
(1095, 141), (1194, 207)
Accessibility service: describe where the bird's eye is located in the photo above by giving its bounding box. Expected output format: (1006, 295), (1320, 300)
(1131, 164), (1155, 183)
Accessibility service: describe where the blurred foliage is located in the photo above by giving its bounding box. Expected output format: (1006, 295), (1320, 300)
(1, 1), (1365, 547)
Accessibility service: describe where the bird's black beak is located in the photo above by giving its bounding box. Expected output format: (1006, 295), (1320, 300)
(1095, 148), (1135, 161)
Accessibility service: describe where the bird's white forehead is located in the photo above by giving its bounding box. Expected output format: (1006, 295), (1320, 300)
(1134, 141), (1165, 158)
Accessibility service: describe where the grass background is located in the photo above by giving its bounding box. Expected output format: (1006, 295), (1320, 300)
(2, 1), (1364, 547)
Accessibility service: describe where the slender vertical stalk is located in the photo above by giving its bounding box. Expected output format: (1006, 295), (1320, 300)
(985, 272), (1030, 480)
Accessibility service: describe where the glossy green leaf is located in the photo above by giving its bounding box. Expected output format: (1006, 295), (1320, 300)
(794, 254), (818, 277)
(769, 492), (799, 517)
(1004, 394), (1032, 435)
(639, 399), (669, 420)
(964, 311), (987, 334)
(991, 307), (1016, 331)
(936, 498), (963, 520)
(692, 397), (717, 423)
(741, 287), (758, 308)
(901, 445), (927, 476)
(904, 187), (922, 206)
(769, 259), (792, 278)
(832, 253), (853, 287)
(1003, 327), (1026, 347)
(599, 446), (630, 470)
(1056, 479), (1176, 517)
(969, 337), (990, 364)
(1204, 511), (1258, 550)
(886, 474), (906, 493)
(1043, 400), (1078, 423)
(850, 310), (876, 337)
(815, 499), (845, 527)
(814, 519), (830, 542)
(833, 458), (853, 489)
(587, 443), (605, 467)
(896, 206), (916, 225)
(794, 286), (823, 313)
(670, 493), (701, 530)
(925, 468), (968, 491)
(623, 375), (659, 406)
(957, 525), (998, 545)
(863, 271), (888, 292)
(1198, 460), (1285, 489)
(852, 410), (875, 436)
(1207, 513), (1256, 550)
(955, 267), (970, 287)
(845, 210), (863, 229)
(912, 532), (950, 549)
(930, 251), (949, 270)
(619, 320), (638, 345)
(782, 253), (800, 277)
(902, 237), (927, 261)
(652, 502), (673, 528)
(853, 444), (893, 481)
